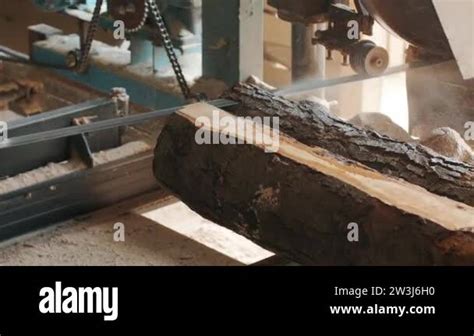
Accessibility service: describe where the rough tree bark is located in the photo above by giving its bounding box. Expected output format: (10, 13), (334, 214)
(224, 84), (474, 206)
(153, 103), (474, 266)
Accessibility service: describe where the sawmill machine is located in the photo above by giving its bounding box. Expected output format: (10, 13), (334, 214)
(27, 0), (205, 108)
(269, 0), (474, 142)
(0, 0), (472, 241)
(0, 0), (240, 240)
(22, 0), (264, 109)
(0, 0), (265, 241)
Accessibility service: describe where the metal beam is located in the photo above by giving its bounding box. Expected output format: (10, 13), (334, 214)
(0, 99), (237, 149)
(0, 152), (159, 242)
(202, 0), (264, 86)
(1, 99), (120, 177)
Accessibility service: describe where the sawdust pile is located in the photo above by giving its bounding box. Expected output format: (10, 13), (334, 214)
(0, 141), (151, 195)
(0, 161), (85, 195)
(349, 112), (413, 143)
(421, 127), (474, 165)
(92, 141), (150, 165)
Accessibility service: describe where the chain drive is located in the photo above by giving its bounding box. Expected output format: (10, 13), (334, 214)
(76, 0), (104, 74)
(147, 0), (193, 100)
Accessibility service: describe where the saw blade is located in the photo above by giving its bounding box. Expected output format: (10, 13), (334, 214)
(108, 0), (149, 32)
(275, 61), (448, 97)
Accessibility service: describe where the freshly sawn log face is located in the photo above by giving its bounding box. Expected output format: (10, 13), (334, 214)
(153, 103), (474, 265)
(224, 84), (474, 206)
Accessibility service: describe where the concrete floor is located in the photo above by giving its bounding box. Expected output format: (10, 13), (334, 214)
(0, 191), (271, 266)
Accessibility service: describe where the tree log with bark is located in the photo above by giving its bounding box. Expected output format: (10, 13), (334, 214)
(153, 101), (474, 265)
(225, 84), (474, 206)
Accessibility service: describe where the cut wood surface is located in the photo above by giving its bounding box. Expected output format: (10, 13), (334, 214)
(224, 84), (474, 206)
(154, 102), (474, 265)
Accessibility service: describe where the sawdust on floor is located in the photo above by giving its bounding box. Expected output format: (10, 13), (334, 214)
(138, 201), (273, 265)
(0, 193), (272, 266)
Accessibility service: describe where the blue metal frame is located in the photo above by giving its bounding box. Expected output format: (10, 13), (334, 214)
(202, 0), (264, 86)
(32, 45), (185, 109)
(29, 0), (263, 108)
(1, 98), (120, 177)
(202, 0), (240, 85)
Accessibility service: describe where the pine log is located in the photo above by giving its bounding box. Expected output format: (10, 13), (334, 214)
(153, 102), (474, 265)
(224, 84), (474, 206)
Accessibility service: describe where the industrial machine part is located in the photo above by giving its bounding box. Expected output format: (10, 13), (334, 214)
(107, 0), (150, 32)
(64, 0), (193, 97)
(0, 98), (236, 150)
(33, 0), (80, 11)
(0, 148), (158, 242)
(311, 2), (389, 76)
(76, 0), (105, 73)
(106, 0), (196, 98)
(275, 61), (437, 97)
(0, 96), (234, 241)
(0, 86), (153, 242)
(0, 45), (68, 70)
(269, 0), (452, 59)
(359, 0), (452, 58)
(0, 98), (121, 177)
(269, 0), (389, 76)
(0, 0), (252, 241)
(22, 0), (211, 108)
(0, 29), (232, 243)
(347, 40), (388, 77)
(268, 0), (458, 75)
(14, 0), (266, 110)
(269, 0), (473, 143)
(267, 0), (330, 24)
(146, 0), (193, 99)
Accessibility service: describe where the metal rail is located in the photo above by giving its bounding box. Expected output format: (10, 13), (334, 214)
(0, 46), (69, 70)
(0, 99), (237, 149)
